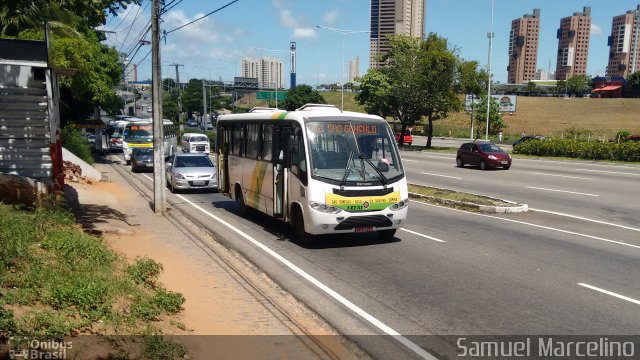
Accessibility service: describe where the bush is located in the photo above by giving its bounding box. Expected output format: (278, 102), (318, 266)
(126, 257), (163, 287)
(513, 138), (640, 162)
(61, 125), (94, 164)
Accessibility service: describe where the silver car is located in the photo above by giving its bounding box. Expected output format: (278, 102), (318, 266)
(166, 153), (217, 192)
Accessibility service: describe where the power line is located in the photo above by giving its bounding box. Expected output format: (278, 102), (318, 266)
(161, 0), (184, 14)
(118, 0), (149, 53)
(164, 0), (240, 36)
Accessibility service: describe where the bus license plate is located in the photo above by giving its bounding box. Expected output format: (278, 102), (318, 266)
(354, 226), (373, 233)
(192, 180), (205, 186)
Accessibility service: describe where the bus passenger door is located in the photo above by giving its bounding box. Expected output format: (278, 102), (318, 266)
(218, 127), (230, 194)
(273, 126), (291, 218)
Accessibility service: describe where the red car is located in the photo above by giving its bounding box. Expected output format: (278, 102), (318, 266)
(395, 131), (413, 145)
(456, 142), (511, 170)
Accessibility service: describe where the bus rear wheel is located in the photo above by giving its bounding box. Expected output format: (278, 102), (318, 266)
(236, 186), (248, 217)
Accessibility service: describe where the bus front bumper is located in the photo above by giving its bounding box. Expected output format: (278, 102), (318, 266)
(304, 206), (408, 235)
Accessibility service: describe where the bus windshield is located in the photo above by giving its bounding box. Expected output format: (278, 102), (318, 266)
(124, 123), (153, 143)
(305, 120), (404, 185)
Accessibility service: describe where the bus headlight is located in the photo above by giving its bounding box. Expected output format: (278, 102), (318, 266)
(309, 201), (342, 214)
(389, 199), (408, 211)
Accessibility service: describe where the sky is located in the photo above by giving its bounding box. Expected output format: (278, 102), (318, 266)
(99, 0), (640, 86)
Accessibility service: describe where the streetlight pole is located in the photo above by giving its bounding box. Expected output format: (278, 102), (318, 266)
(316, 25), (370, 111)
(485, 0), (495, 142)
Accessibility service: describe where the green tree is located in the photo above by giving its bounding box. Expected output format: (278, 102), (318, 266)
(625, 72), (640, 98)
(182, 79), (204, 117)
(456, 60), (487, 96)
(525, 81), (537, 93)
(473, 95), (507, 137)
(282, 85), (325, 111)
(356, 34), (461, 147)
(163, 93), (179, 124)
(566, 75), (592, 95)
(555, 80), (567, 96)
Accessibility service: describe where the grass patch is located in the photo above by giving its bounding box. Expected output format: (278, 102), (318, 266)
(0, 203), (185, 339)
(408, 183), (513, 207)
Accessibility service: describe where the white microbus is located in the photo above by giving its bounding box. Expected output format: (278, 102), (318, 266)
(123, 119), (178, 164)
(216, 104), (408, 242)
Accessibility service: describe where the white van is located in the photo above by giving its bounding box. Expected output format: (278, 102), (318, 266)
(181, 133), (210, 153)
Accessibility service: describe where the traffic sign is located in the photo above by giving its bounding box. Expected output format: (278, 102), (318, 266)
(256, 91), (286, 101)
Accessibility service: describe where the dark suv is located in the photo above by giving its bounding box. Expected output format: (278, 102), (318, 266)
(456, 142), (511, 170)
(513, 135), (545, 147)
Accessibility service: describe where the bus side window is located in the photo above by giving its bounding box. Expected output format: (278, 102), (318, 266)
(290, 126), (307, 183)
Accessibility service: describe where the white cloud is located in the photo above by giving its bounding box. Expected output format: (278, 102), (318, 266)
(591, 23), (603, 36)
(280, 10), (300, 28)
(293, 28), (317, 39)
(323, 10), (338, 26)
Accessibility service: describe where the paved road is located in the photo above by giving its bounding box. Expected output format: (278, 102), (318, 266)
(111, 152), (640, 359)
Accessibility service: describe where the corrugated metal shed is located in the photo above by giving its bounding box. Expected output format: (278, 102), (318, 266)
(0, 39), (58, 185)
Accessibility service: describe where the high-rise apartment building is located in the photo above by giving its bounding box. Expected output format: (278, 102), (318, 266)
(370, 0), (425, 69)
(122, 58), (137, 84)
(348, 57), (360, 83)
(555, 7), (591, 80)
(507, 9), (540, 84)
(606, 5), (640, 78)
(240, 57), (284, 89)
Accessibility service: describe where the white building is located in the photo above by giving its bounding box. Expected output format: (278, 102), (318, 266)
(240, 57), (284, 89)
(348, 57), (360, 83)
(123, 58), (137, 84)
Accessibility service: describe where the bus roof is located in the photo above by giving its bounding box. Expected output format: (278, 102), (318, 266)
(218, 104), (383, 123)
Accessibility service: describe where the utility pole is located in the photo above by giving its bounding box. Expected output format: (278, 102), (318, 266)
(151, 0), (165, 213)
(202, 79), (207, 123)
(485, 0), (495, 141)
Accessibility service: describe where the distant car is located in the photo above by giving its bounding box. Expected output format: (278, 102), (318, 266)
(186, 119), (198, 127)
(628, 135), (640, 142)
(395, 131), (413, 145)
(135, 104), (142, 109)
(200, 122), (214, 131)
(147, 106), (152, 112)
(181, 133), (210, 153)
(165, 153), (217, 192)
(109, 133), (123, 151)
(131, 147), (154, 172)
(513, 135), (545, 147)
(456, 142), (511, 170)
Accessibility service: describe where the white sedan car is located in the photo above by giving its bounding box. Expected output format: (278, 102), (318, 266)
(165, 153), (217, 193)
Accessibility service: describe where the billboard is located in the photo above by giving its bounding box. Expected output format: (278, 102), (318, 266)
(465, 95), (517, 112)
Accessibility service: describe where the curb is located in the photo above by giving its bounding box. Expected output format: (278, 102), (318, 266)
(408, 190), (528, 213)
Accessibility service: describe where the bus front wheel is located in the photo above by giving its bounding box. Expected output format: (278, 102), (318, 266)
(378, 229), (397, 240)
(293, 207), (314, 245)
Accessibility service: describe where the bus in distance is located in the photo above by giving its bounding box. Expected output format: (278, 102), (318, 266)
(215, 104), (408, 242)
(122, 119), (178, 164)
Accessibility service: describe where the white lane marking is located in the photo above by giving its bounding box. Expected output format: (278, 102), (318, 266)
(578, 283), (640, 306)
(526, 186), (599, 197)
(412, 201), (640, 250)
(529, 208), (640, 233)
(574, 168), (640, 176)
(140, 174), (436, 360)
(420, 172), (463, 180)
(529, 172), (592, 180)
(400, 228), (446, 243)
(403, 159), (419, 162)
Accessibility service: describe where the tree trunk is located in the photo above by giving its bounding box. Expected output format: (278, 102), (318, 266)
(426, 113), (433, 148)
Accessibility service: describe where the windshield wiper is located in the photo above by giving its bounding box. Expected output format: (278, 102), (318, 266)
(340, 150), (354, 186)
(359, 153), (388, 185)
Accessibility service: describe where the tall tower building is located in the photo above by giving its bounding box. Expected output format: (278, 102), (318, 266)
(348, 57), (360, 83)
(555, 7), (592, 80)
(606, 5), (640, 78)
(240, 57), (284, 89)
(370, 0), (425, 69)
(507, 9), (540, 84)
